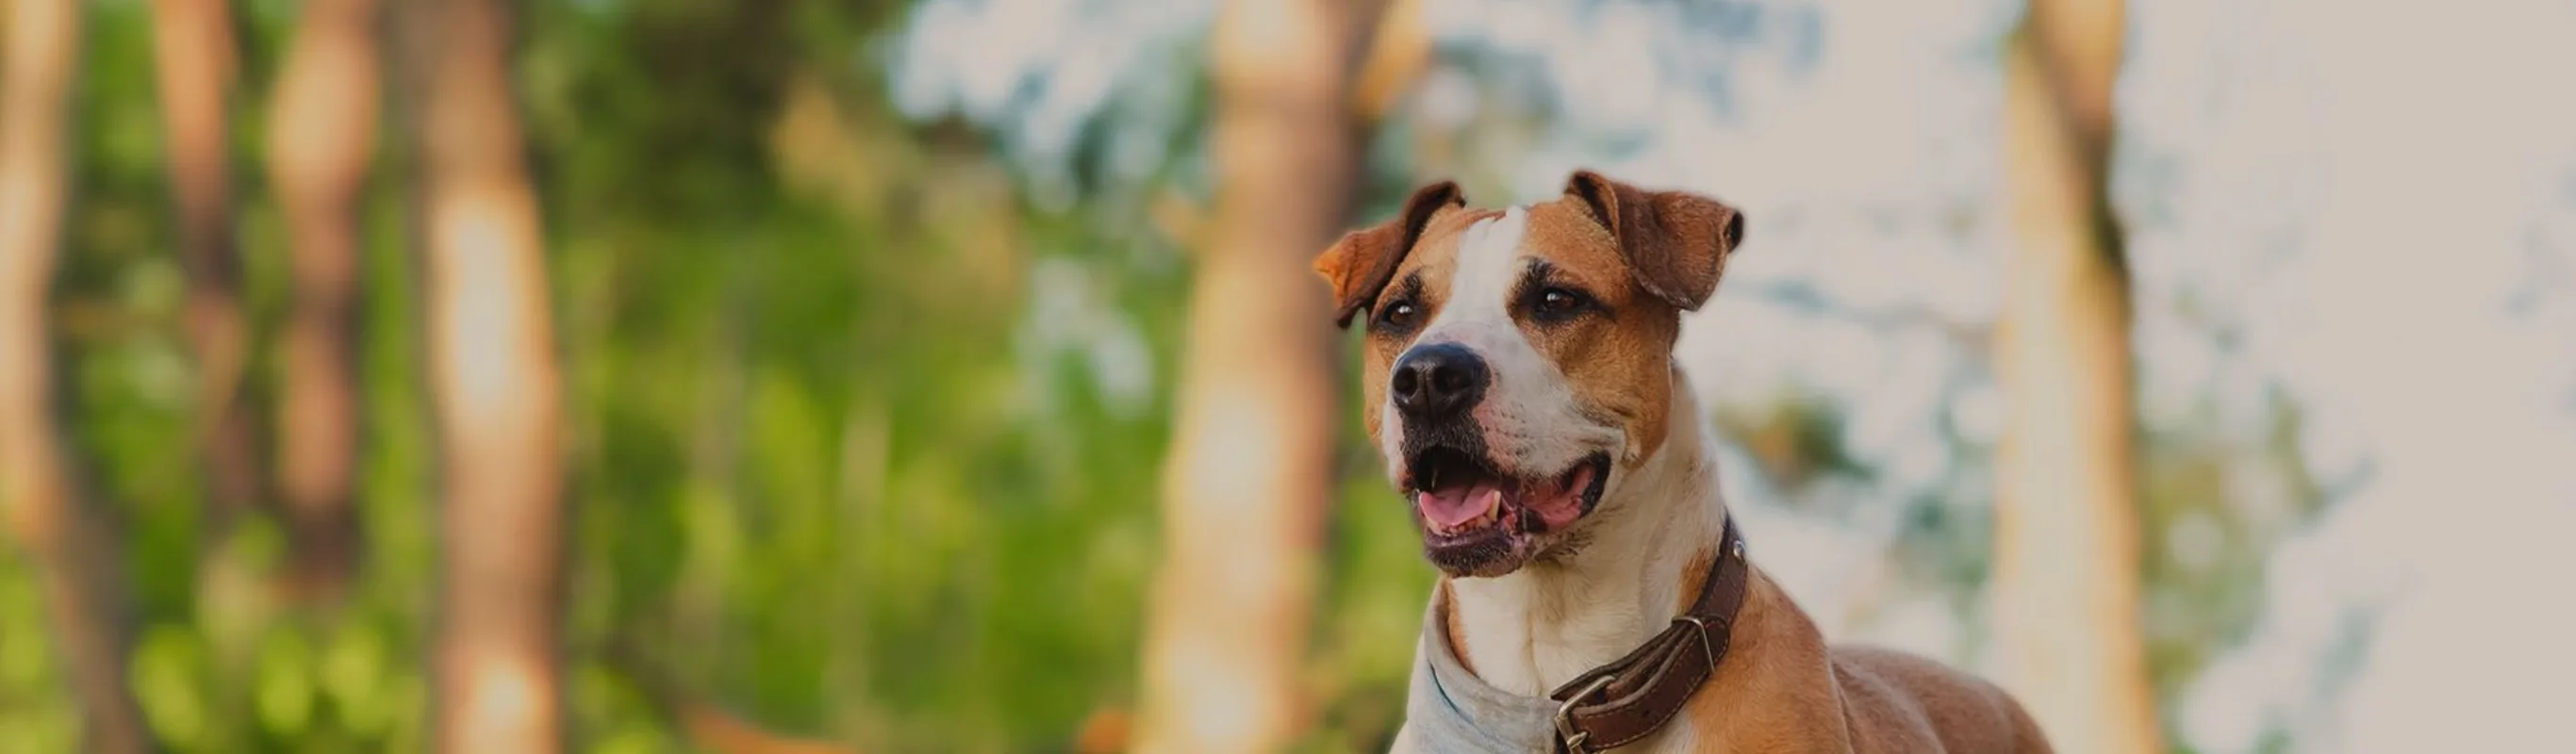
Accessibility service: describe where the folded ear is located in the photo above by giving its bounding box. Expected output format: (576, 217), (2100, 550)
(1313, 180), (1465, 327)
(1561, 170), (1746, 311)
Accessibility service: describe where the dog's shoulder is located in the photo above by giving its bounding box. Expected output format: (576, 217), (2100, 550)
(1672, 568), (1854, 751)
(1676, 571), (2052, 754)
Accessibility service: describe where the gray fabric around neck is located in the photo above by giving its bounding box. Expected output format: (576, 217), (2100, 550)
(1404, 591), (1563, 754)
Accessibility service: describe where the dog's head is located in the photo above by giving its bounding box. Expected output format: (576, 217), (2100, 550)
(1313, 172), (1745, 578)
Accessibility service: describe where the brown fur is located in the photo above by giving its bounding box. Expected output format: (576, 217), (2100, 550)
(1316, 181), (1463, 326)
(1561, 170), (1744, 311)
(1512, 201), (1683, 465)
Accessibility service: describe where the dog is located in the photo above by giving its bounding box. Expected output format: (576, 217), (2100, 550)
(1313, 172), (2054, 753)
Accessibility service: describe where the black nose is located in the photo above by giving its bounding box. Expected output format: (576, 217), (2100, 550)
(1391, 343), (1488, 418)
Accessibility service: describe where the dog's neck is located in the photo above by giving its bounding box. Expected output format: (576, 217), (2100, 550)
(1444, 366), (1727, 697)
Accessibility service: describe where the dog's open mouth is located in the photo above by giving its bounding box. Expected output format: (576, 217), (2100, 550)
(1405, 447), (1611, 576)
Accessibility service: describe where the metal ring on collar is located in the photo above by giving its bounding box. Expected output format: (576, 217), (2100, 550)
(1554, 673), (1615, 753)
(1672, 615), (1719, 676)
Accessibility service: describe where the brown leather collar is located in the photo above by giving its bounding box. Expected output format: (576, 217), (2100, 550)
(1543, 517), (1749, 753)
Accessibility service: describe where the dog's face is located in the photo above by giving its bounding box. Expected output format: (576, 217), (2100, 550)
(1314, 172), (1744, 578)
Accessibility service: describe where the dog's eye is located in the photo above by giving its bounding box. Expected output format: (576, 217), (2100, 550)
(1380, 301), (1421, 329)
(1525, 286), (1597, 324)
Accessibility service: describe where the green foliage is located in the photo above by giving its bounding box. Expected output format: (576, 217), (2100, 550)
(5, 1), (1352, 751)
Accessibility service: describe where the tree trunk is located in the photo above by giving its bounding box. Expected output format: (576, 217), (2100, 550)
(266, 0), (377, 601)
(406, 0), (568, 750)
(1990, 0), (2163, 752)
(1131, 1), (1386, 750)
(0, 0), (157, 751)
(150, 0), (267, 523)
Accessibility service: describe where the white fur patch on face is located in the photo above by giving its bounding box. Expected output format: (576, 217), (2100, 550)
(1440, 206), (1528, 326)
(1387, 206), (1622, 482)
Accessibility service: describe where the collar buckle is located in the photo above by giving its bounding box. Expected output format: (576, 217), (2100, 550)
(1553, 674), (1614, 753)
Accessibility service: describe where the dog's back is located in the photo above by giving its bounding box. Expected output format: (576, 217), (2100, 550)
(1829, 645), (2054, 754)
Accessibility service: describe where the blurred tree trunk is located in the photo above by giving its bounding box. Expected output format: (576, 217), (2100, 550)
(265, 0), (377, 601)
(405, 0), (568, 750)
(0, 1), (157, 751)
(1991, 0), (2163, 752)
(1132, 0), (1401, 751)
(150, 0), (266, 522)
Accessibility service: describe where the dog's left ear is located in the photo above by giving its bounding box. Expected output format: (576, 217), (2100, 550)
(1561, 170), (1746, 311)
(1313, 180), (1465, 328)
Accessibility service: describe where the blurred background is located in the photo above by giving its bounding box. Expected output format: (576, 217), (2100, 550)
(2, 0), (2572, 751)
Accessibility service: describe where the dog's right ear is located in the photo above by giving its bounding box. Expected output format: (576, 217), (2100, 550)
(1313, 181), (1464, 328)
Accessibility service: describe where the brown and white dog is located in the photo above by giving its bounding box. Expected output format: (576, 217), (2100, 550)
(1314, 172), (2054, 753)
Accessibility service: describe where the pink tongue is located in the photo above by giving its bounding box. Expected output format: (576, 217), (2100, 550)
(1416, 483), (1505, 529)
